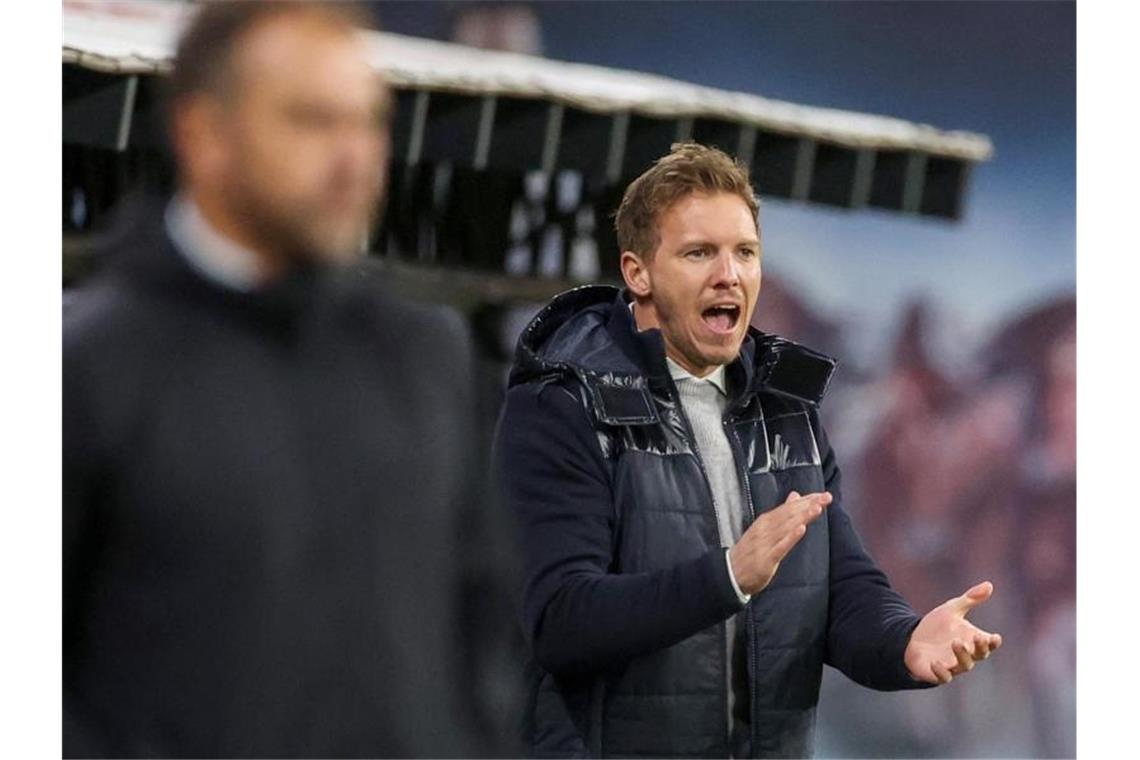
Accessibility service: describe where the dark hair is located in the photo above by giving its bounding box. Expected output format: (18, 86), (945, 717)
(614, 142), (759, 258)
(168, 1), (373, 105)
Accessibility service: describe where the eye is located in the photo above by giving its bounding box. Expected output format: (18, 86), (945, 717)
(738, 247), (760, 260)
(684, 248), (710, 260)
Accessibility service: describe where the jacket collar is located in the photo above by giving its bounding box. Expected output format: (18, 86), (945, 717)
(510, 284), (837, 423)
(604, 288), (669, 385)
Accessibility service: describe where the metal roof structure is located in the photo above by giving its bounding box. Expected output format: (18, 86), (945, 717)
(63, 1), (992, 221)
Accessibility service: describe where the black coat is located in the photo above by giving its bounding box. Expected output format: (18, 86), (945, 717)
(494, 286), (929, 758)
(63, 201), (514, 758)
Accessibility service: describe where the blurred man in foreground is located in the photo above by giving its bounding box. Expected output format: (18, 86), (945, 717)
(63, 3), (511, 756)
(494, 143), (1003, 757)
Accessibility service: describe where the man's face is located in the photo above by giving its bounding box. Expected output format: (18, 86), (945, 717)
(627, 192), (762, 376)
(196, 14), (390, 266)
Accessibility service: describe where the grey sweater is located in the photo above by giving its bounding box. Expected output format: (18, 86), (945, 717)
(671, 362), (751, 753)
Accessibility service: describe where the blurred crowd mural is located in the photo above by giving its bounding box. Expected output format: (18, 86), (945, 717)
(759, 281), (1075, 758)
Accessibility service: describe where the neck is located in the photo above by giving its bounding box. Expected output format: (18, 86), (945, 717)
(188, 186), (288, 283)
(631, 299), (717, 378)
(672, 355), (717, 379)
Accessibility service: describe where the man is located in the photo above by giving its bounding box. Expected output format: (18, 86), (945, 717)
(64, 3), (511, 756)
(494, 143), (1002, 758)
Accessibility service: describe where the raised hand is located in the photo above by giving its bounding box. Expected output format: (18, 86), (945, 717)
(728, 490), (832, 596)
(904, 581), (1004, 684)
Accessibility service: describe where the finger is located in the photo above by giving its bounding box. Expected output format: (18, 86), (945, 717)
(960, 627), (987, 659)
(951, 640), (974, 674)
(751, 493), (805, 529)
(919, 671), (940, 685)
(972, 633), (990, 660)
(770, 494), (830, 542)
(955, 581), (994, 614)
(967, 627), (1002, 658)
(781, 492), (832, 527)
(809, 491), (834, 512)
(931, 660), (953, 685)
(797, 497), (830, 527)
(755, 493), (832, 543)
(758, 497), (811, 532)
(782, 490), (830, 510)
(770, 522), (808, 563)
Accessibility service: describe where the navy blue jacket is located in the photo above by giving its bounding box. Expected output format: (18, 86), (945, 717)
(494, 286), (929, 758)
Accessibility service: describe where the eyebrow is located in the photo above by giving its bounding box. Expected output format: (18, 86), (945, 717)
(676, 238), (761, 249)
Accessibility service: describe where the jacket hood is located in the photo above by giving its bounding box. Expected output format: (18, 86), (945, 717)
(509, 285), (839, 416)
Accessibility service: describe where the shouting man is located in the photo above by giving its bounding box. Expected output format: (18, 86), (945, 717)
(494, 142), (1002, 758)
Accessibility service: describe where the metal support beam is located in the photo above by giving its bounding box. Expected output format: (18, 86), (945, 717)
(674, 117), (693, 143)
(849, 149), (877, 209)
(954, 161), (973, 220)
(115, 75), (138, 152)
(540, 103), (564, 176)
(405, 90), (429, 166)
(606, 112), (630, 184)
(901, 151), (929, 214)
(736, 125), (757, 170)
(473, 95), (497, 170)
(790, 138), (817, 201)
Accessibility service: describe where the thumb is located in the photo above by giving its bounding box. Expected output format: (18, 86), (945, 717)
(787, 491), (801, 502)
(955, 581), (994, 613)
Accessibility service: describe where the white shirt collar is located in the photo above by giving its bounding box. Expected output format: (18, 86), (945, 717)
(164, 195), (264, 292)
(666, 357), (728, 395)
(631, 299), (729, 395)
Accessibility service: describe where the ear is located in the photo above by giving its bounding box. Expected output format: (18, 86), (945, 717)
(171, 95), (229, 189)
(620, 250), (652, 298)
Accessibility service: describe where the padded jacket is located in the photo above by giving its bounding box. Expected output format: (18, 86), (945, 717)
(495, 285), (929, 758)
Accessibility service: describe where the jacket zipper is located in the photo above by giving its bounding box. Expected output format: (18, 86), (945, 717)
(723, 394), (760, 758)
(669, 378), (734, 753)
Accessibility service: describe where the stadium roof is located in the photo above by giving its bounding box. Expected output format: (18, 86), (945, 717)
(63, 0), (994, 220)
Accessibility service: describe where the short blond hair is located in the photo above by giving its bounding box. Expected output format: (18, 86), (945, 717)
(614, 142), (759, 257)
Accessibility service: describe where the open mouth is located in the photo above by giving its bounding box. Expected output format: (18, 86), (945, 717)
(701, 304), (741, 335)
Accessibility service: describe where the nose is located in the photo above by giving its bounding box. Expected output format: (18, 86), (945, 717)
(711, 249), (741, 288)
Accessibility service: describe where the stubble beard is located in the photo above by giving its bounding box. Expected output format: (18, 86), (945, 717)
(656, 294), (740, 373)
(233, 183), (378, 272)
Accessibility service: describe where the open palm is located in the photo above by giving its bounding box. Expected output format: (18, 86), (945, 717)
(904, 581), (1003, 685)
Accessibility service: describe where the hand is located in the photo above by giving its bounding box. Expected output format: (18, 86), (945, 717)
(728, 490), (832, 596)
(904, 581), (1004, 685)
